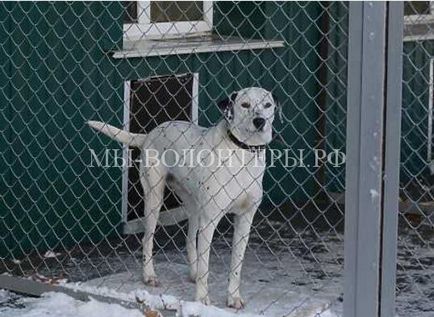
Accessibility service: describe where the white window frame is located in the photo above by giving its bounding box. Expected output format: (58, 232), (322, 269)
(404, 1), (434, 24)
(124, 1), (213, 41)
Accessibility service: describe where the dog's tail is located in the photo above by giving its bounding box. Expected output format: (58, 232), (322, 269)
(87, 121), (146, 148)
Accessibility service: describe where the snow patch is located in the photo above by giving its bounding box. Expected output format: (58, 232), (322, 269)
(2, 292), (144, 317)
(0, 290), (338, 317)
(63, 283), (179, 311)
(0, 289), (11, 305)
(43, 251), (61, 258)
(62, 281), (340, 317)
(179, 301), (261, 317)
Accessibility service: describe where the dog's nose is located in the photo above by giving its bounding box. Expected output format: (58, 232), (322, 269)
(253, 117), (266, 130)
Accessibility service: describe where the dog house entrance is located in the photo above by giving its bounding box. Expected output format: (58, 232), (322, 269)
(122, 73), (198, 233)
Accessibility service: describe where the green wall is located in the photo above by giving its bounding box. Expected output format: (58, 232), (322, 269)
(0, 2), (126, 258)
(0, 2), (346, 258)
(401, 41), (433, 187)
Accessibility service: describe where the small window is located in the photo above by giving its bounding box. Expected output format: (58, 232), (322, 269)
(405, 1), (431, 16)
(404, 1), (434, 24)
(150, 2), (204, 23)
(404, 1), (434, 41)
(123, 1), (213, 41)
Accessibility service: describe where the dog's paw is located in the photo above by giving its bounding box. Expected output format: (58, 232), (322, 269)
(143, 275), (160, 287)
(227, 296), (245, 310)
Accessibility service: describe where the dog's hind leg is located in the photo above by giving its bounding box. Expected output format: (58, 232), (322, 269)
(141, 165), (166, 287)
(187, 214), (198, 282)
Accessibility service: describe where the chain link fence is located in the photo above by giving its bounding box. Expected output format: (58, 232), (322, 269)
(1, 2), (430, 317)
(398, 2), (434, 316)
(0, 2), (348, 315)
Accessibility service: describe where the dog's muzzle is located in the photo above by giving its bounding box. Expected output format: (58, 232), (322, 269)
(253, 117), (266, 131)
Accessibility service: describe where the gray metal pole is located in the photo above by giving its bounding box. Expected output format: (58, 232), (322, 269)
(344, 2), (403, 317)
(344, 2), (387, 317)
(380, 2), (403, 317)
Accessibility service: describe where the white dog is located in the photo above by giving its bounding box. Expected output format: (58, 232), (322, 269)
(88, 87), (278, 309)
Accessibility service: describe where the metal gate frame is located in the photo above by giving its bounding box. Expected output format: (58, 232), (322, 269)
(343, 2), (403, 317)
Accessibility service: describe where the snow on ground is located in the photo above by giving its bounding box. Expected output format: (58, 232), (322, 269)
(0, 290), (10, 304)
(0, 227), (344, 317)
(0, 289), (24, 312)
(0, 289), (339, 317)
(0, 220), (344, 316)
(0, 291), (144, 317)
(1, 219), (432, 316)
(394, 223), (434, 317)
(71, 254), (342, 317)
(57, 231), (344, 317)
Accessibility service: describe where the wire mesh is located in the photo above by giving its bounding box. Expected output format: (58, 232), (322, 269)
(398, 2), (434, 316)
(0, 1), (350, 316)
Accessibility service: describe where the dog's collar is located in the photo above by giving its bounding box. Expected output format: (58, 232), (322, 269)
(227, 130), (266, 153)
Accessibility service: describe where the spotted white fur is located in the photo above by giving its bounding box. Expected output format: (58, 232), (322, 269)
(87, 87), (278, 309)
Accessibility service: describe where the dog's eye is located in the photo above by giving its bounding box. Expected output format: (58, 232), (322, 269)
(241, 102), (250, 108)
(264, 103), (272, 108)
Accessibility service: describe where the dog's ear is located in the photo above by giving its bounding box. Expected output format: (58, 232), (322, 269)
(272, 93), (282, 123)
(272, 94), (279, 107)
(218, 92), (237, 121)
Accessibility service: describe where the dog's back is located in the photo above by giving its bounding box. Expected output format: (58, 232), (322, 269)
(144, 120), (208, 153)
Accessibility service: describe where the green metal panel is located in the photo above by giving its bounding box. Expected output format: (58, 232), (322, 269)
(323, 2), (348, 194)
(0, 2), (14, 258)
(401, 41), (433, 185)
(0, 2), (125, 258)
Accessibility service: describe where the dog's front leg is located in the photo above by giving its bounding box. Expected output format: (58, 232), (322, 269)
(195, 214), (221, 305)
(187, 215), (198, 282)
(227, 209), (255, 309)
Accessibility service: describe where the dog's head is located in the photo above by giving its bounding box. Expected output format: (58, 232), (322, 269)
(218, 87), (278, 146)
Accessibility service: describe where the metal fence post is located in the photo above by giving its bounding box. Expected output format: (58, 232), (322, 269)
(344, 2), (403, 317)
(380, 2), (403, 317)
(344, 3), (386, 316)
